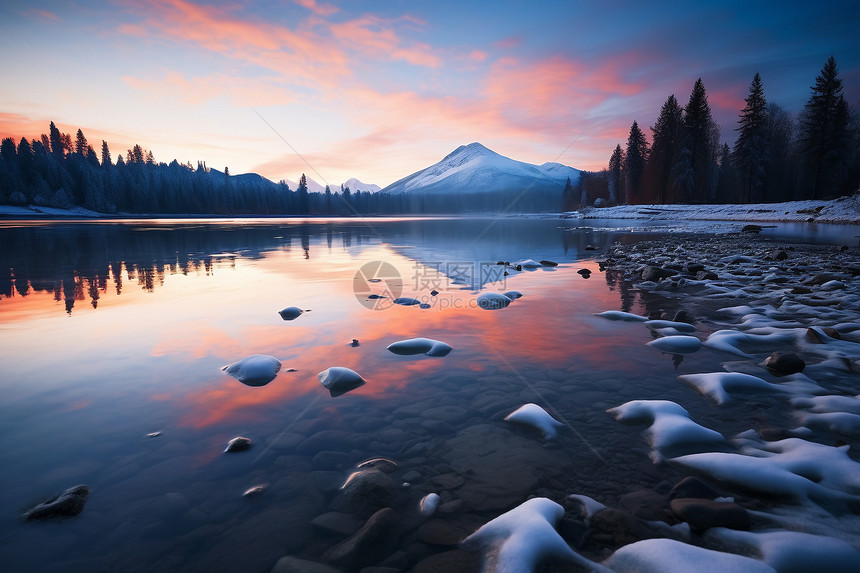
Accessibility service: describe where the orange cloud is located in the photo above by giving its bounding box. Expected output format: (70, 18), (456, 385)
(122, 71), (297, 107)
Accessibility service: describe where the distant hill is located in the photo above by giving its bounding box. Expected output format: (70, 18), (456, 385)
(283, 176), (381, 194)
(381, 142), (580, 196)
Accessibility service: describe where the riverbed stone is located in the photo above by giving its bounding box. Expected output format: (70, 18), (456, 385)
(763, 351), (805, 375)
(25, 484), (90, 520)
(669, 498), (751, 531)
(323, 507), (400, 569)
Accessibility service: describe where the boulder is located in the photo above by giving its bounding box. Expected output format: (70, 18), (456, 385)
(323, 508), (400, 569)
(24, 485), (90, 520)
(669, 498), (750, 531)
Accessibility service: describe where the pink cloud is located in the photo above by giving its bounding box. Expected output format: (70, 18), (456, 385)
(122, 71), (297, 107)
(23, 8), (59, 22)
(293, 0), (338, 17)
(328, 15), (442, 68)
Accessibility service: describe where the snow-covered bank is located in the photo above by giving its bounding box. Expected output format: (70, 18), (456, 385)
(569, 194), (860, 225)
(0, 204), (102, 218)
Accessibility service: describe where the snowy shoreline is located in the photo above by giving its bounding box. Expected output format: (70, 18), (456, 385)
(1, 192), (858, 224)
(570, 193), (860, 225)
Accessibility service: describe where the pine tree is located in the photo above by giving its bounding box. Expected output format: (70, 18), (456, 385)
(49, 121), (63, 159)
(74, 129), (88, 155)
(680, 78), (718, 203)
(649, 94), (684, 203)
(608, 144), (624, 204)
(798, 56), (851, 198)
(624, 121), (648, 202)
(101, 140), (111, 167)
(732, 73), (769, 203)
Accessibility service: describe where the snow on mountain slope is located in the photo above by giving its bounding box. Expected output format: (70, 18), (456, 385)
(381, 142), (580, 195)
(343, 178), (381, 193)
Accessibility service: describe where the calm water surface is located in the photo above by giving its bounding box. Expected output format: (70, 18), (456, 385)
(0, 217), (854, 572)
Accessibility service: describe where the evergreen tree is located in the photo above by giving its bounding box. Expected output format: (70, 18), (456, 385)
(680, 78), (718, 203)
(624, 121), (648, 202)
(74, 129), (88, 155)
(49, 121), (63, 159)
(608, 144), (624, 204)
(101, 141), (111, 167)
(732, 73), (769, 202)
(798, 56), (851, 198)
(649, 94), (684, 203)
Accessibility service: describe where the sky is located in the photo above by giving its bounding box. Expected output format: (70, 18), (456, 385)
(1, 0), (858, 189)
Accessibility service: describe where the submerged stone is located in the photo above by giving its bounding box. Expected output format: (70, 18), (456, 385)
(393, 297), (421, 306)
(763, 351), (805, 375)
(24, 485), (90, 520)
(504, 403), (563, 439)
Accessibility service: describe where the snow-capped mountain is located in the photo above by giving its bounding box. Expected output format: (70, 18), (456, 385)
(343, 178), (381, 193)
(380, 143), (580, 195)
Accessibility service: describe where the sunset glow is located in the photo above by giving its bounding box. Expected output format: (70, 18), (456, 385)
(2, 0), (858, 186)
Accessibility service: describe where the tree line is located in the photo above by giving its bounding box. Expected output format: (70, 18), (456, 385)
(564, 56), (859, 209)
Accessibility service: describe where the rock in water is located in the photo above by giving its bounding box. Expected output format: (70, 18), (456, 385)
(503, 290), (523, 300)
(387, 338), (453, 357)
(278, 306), (304, 321)
(504, 403), (563, 439)
(763, 352), (805, 375)
(646, 335), (701, 354)
(393, 297), (421, 306)
(243, 485), (266, 498)
(318, 367), (366, 397)
(594, 310), (648, 322)
(25, 485), (90, 520)
(221, 355), (282, 387)
(323, 507), (400, 569)
(225, 436), (252, 452)
(477, 292), (512, 310)
(669, 498), (750, 531)
(420, 493), (441, 517)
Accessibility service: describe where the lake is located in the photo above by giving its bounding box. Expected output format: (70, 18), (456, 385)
(1, 217), (857, 572)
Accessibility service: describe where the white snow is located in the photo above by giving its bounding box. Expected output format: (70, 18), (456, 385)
(387, 337), (453, 357)
(603, 538), (776, 573)
(594, 310), (648, 322)
(646, 335), (702, 354)
(678, 372), (822, 405)
(504, 403), (564, 439)
(703, 528), (860, 573)
(460, 497), (585, 573)
(671, 436), (860, 505)
(382, 142), (579, 195)
(607, 400), (726, 462)
(644, 320), (697, 333)
(570, 193), (860, 225)
(221, 354), (282, 387)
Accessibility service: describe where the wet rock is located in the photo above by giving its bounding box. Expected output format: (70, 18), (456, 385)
(618, 489), (671, 521)
(222, 355), (282, 387)
(696, 270), (719, 280)
(225, 437), (252, 452)
(243, 485), (266, 498)
(351, 339), (359, 347)
(641, 266), (677, 281)
(24, 484), (90, 520)
(411, 550), (481, 573)
(311, 511), (363, 537)
(672, 310), (695, 324)
(318, 366), (367, 397)
(669, 498), (750, 531)
(278, 306), (304, 321)
(578, 268), (592, 278)
(430, 472), (465, 489)
(270, 556), (342, 573)
(323, 507), (400, 570)
(356, 457), (399, 473)
(806, 326), (842, 343)
(669, 477), (720, 501)
(539, 260), (558, 267)
(741, 224), (762, 233)
(791, 285), (813, 294)
(420, 493), (441, 517)
(476, 292), (512, 310)
(763, 351), (805, 375)
(587, 508), (660, 549)
(393, 297), (422, 306)
(418, 518), (470, 545)
(337, 469), (398, 517)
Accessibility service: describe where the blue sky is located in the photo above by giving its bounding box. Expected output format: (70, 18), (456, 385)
(1, 0), (857, 187)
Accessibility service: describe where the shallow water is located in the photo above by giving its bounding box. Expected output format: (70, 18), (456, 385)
(0, 217), (855, 572)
